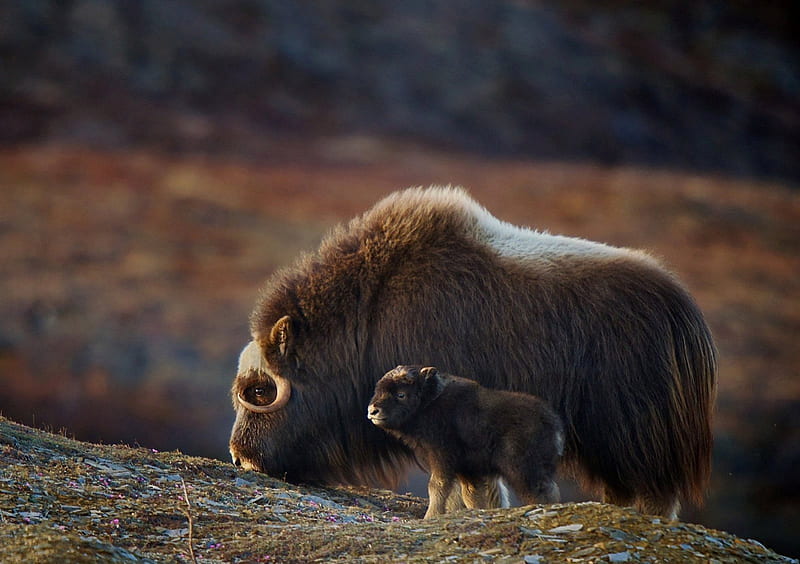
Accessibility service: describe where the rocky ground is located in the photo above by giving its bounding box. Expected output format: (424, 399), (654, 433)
(1, 416), (797, 563)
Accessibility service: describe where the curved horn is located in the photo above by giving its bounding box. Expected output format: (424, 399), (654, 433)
(237, 373), (292, 413)
(235, 341), (292, 413)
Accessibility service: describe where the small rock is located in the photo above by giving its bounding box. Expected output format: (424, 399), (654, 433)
(704, 535), (726, 548)
(548, 523), (583, 533)
(268, 512), (288, 523)
(526, 508), (558, 519)
(746, 538), (767, 550)
(608, 551), (631, 562)
(600, 527), (642, 543)
(301, 495), (343, 510)
(523, 556), (543, 564)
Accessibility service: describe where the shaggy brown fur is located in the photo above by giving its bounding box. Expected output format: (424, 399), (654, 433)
(369, 366), (564, 518)
(229, 186), (717, 518)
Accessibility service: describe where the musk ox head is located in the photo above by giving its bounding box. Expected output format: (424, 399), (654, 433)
(368, 366), (446, 430)
(229, 315), (295, 472)
(228, 313), (411, 486)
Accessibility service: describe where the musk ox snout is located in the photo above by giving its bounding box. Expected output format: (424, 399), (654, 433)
(367, 403), (385, 424)
(367, 396), (401, 429)
(229, 446), (259, 472)
(367, 365), (433, 430)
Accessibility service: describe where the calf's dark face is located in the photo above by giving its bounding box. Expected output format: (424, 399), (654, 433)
(368, 382), (418, 429)
(368, 366), (437, 430)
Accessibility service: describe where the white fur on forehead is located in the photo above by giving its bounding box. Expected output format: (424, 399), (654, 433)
(238, 341), (268, 375)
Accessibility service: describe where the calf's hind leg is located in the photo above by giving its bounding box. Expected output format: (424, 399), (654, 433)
(504, 466), (561, 505)
(458, 476), (497, 509)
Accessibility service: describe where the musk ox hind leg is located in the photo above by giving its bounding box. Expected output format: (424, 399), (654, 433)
(635, 495), (681, 521)
(603, 488), (680, 521)
(642, 497), (680, 521)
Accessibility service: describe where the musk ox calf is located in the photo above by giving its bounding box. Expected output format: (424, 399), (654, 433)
(229, 186), (717, 519)
(368, 365), (563, 518)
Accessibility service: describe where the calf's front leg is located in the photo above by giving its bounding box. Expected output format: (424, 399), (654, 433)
(425, 469), (457, 519)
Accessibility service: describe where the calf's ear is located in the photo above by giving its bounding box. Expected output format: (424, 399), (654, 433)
(420, 367), (445, 400)
(419, 366), (439, 380)
(269, 315), (294, 357)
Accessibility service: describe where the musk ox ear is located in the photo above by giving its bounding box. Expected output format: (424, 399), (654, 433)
(419, 366), (439, 380)
(269, 315), (294, 357)
(420, 367), (445, 402)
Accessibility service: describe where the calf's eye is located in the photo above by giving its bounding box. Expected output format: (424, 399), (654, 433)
(396, 391), (406, 400)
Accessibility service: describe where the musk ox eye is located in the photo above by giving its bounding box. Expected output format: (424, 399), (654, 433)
(396, 391), (407, 400)
(244, 383), (276, 405)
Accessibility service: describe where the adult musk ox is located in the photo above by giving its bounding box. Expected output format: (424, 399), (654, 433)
(369, 365), (564, 518)
(229, 186), (717, 518)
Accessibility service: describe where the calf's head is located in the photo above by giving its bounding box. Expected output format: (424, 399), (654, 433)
(368, 365), (445, 430)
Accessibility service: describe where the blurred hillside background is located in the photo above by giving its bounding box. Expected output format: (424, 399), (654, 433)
(1, 0), (798, 557)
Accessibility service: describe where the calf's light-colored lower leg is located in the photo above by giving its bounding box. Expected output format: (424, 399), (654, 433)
(487, 477), (511, 508)
(444, 485), (465, 512)
(459, 476), (509, 509)
(444, 476), (509, 511)
(425, 471), (457, 519)
(460, 476), (495, 509)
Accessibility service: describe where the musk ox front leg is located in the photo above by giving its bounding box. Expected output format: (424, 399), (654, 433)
(425, 467), (457, 519)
